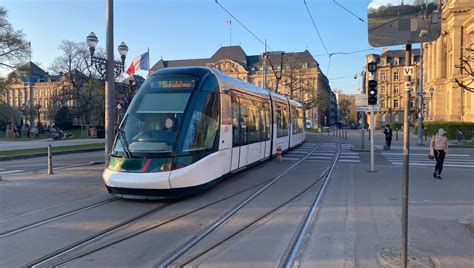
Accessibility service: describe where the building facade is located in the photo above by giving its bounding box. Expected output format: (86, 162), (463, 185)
(150, 46), (337, 127)
(423, 0), (474, 122)
(365, 49), (421, 127)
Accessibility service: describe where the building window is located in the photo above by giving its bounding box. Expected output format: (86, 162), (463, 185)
(393, 72), (399, 80)
(394, 85), (400, 94)
(380, 59), (386, 66)
(380, 85), (385, 93)
(394, 99), (399, 108)
(381, 72), (386, 81)
(393, 58), (399, 65)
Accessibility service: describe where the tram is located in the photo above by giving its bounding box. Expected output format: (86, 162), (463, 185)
(103, 67), (305, 199)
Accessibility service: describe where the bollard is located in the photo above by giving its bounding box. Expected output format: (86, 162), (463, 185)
(396, 128), (399, 141)
(424, 127), (427, 141)
(48, 144), (53, 175)
(368, 129), (371, 141)
(276, 146), (282, 162)
(361, 130), (365, 149)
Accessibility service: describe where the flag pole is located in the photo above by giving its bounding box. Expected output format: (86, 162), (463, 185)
(147, 47), (150, 78)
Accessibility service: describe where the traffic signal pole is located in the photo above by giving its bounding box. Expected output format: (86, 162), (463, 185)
(370, 104), (374, 172)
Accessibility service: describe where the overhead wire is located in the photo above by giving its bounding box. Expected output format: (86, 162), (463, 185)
(332, 0), (367, 23)
(303, 0), (329, 55)
(215, 0), (273, 51)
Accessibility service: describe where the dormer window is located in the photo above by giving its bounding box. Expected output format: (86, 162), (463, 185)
(393, 58), (399, 65)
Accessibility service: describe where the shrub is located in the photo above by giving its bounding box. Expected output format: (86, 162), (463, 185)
(415, 121), (474, 139)
(389, 123), (403, 130)
(54, 107), (74, 130)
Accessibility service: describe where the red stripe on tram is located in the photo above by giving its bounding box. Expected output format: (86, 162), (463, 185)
(141, 159), (152, 173)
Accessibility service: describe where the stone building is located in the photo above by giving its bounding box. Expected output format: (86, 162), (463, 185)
(1, 62), (74, 126)
(423, 0), (474, 122)
(150, 46), (337, 127)
(365, 49), (421, 127)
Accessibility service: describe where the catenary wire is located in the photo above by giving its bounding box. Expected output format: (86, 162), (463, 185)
(332, 0), (367, 23)
(215, 0), (273, 51)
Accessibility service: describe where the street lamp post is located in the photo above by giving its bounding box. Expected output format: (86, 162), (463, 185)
(429, 87), (434, 120)
(86, 1), (129, 162)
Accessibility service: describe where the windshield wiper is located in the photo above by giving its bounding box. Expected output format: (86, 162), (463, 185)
(117, 114), (133, 158)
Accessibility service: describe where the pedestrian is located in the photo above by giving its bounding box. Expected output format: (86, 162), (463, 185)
(12, 124), (17, 138)
(46, 124), (51, 138)
(383, 125), (393, 150)
(25, 123), (30, 138)
(429, 128), (448, 179)
(456, 129), (463, 143)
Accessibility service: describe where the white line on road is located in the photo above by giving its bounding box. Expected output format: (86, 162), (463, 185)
(391, 162), (474, 168)
(0, 170), (24, 175)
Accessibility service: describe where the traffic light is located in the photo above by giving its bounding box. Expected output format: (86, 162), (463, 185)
(368, 79), (378, 105)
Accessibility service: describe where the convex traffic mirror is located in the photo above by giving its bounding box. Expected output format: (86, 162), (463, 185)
(368, 0), (442, 47)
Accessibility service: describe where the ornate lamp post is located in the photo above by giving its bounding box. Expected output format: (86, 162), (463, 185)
(85, 0), (130, 161)
(86, 32), (128, 79)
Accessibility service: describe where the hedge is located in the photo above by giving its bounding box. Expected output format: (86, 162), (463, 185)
(415, 121), (474, 139)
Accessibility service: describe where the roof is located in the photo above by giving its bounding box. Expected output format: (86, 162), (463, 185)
(380, 49), (421, 58)
(8, 62), (49, 83)
(150, 46), (320, 73)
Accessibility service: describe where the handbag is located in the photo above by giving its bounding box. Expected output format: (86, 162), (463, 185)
(428, 154), (434, 160)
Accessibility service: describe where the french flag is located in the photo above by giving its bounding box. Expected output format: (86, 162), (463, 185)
(126, 52), (149, 75)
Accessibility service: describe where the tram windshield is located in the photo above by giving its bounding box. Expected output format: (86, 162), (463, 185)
(112, 73), (220, 158)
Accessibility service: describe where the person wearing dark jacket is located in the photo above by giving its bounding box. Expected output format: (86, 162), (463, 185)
(383, 125), (393, 150)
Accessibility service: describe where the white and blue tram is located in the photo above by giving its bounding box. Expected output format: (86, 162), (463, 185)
(104, 67), (305, 199)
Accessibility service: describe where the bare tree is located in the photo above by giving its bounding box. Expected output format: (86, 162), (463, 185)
(0, 7), (30, 71)
(454, 45), (474, 93)
(49, 40), (105, 126)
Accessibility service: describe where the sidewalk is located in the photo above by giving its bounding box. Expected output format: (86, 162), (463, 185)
(308, 135), (474, 267)
(0, 138), (105, 151)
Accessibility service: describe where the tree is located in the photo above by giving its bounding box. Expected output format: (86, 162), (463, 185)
(54, 106), (73, 130)
(454, 45), (474, 93)
(0, 101), (20, 131)
(335, 91), (357, 124)
(49, 40), (105, 126)
(0, 7), (30, 71)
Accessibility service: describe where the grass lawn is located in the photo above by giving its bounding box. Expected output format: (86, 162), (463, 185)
(0, 143), (104, 157)
(0, 128), (85, 141)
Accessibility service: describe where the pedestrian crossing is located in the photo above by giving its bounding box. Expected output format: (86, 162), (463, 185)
(382, 153), (474, 168)
(338, 143), (361, 163)
(282, 143), (361, 164)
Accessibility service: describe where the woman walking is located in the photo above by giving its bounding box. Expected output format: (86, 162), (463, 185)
(430, 128), (448, 179)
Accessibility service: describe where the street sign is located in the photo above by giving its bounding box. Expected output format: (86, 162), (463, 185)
(403, 66), (414, 76)
(356, 106), (380, 112)
(404, 81), (411, 89)
(355, 94), (368, 107)
(416, 92), (426, 96)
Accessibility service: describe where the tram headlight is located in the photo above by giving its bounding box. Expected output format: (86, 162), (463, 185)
(156, 162), (187, 172)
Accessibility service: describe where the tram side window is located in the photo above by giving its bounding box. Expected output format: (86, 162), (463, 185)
(261, 102), (271, 141)
(181, 92), (220, 152)
(291, 107), (303, 134)
(297, 108), (304, 133)
(276, 103), (289, 137)
(231, 96), (241, 146)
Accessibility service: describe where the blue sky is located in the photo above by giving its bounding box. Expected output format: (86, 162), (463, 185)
(2, 0), (407, 94)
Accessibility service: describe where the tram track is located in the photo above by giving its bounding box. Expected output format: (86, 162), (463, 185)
(0, 198), (118, 239)
(24, 142), (320, 267)
(163, 143), (341, 267)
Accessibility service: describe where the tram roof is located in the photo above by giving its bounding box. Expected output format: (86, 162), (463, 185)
(150, 66), (302, 106)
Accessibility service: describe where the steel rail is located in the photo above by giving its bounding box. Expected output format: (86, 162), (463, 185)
(283, 143), (341, 268)
(158, 143), (321, 268)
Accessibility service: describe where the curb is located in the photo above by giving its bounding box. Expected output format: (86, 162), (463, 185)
(0, 147), (104, 161)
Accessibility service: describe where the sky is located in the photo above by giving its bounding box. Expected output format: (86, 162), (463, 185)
(2, 0), (409, 94)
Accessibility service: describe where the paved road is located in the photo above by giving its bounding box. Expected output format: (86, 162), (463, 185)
(0, 151), (104, 176)
(0, 133), (472, 267)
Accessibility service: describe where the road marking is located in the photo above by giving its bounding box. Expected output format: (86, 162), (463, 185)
(0, 170), (24, 175)
(283, 157), (300, 161)
(339, 159), (361, 163)
(383, 153), (471, 157)
(391, 162), (474, 168)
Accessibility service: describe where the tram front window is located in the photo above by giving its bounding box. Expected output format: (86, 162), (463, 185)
(114, 92), (190, 155)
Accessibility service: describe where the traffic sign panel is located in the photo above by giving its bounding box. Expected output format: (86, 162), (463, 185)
(404, 66), (414, 76)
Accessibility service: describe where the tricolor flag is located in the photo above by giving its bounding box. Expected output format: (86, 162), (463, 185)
(126, 52), (149, 75)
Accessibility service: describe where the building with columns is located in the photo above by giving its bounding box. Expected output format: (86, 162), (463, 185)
(365, 48), (421, 127)
(423, 0), (474, 122)
(150, 46), (338, 127)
